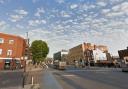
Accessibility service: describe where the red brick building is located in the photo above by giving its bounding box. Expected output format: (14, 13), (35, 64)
(0, 33), (27, 70)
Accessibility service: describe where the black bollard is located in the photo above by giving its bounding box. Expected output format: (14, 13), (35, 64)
(22, 73), (25, 88)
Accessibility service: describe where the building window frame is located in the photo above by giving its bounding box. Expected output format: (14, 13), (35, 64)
(9, 39), (14, 44)
(0, 49), (2, 55)
(0, 38), (4, 44)
(7, 50), (12, 56)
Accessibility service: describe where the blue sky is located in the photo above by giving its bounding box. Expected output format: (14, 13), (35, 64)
(0, 0), (128, 57)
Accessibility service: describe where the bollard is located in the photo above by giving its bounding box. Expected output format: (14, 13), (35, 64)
(22, 73), (25, 88)
(32, 76), (34, 85)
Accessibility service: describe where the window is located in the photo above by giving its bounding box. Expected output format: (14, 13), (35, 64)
(0, 49), (2, 55)
(7, 50), (12, 56)
(9, 40), (14, 44)
(0, 38), (4, 43)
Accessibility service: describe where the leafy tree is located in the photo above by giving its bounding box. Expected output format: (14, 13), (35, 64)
(31, 40), (49, 64)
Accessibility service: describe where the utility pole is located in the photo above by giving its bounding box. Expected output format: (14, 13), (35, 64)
(22, 32), (29, 88)
(26, 32), (29, 46)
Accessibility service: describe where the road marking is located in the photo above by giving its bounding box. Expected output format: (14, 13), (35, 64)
(62, 74), (77, 77)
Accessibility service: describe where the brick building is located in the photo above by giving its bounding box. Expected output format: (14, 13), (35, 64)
(0, 33), (27, 70)
(67, 43), (109, 65)
(118, 47), (128, 59)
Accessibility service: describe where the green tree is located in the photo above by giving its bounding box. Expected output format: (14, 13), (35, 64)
(31, 40), (49, 64)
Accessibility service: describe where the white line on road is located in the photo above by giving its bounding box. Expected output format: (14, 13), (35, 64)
(62, 74), (77, 77)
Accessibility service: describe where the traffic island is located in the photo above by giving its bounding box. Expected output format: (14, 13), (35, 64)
(31, 84), (40, 89)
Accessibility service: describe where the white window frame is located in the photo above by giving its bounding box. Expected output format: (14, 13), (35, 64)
(9, 40), (14, 44)
(0, 38), (4, 43)
(0, 49), (2, 55)
(7, 50), (12, 56)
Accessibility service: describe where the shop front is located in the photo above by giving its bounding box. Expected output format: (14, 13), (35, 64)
(4, 59), (11, 70)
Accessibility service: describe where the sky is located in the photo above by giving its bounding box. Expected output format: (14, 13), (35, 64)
(0, 0), (128, 57)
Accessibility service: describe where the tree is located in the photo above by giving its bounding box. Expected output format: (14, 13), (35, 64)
(31, 40), (49, 64)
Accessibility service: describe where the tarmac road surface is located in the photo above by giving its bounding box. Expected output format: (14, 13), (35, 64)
(51, 67), (128, 89)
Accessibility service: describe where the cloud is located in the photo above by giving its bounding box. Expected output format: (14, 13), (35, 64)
(55, 0), (65, 4)
(16, 24), (24, 29)
(0, 20), (10, 31)
(2, 0), (128, 57)
(32, 0), (40, 3)
(0, 0), (12, 4)
(112, 5), (120, 11)
(102, 9), (110, 14)
(28, 19), (46, 26)
(112, 2), (128, 13)
(28, 28), (53, 45)
(60, 11), (70, 17)
(97, 1), (107, 7)
(9, 9), (28, 22)
(105, 2), (128, 17)
(109, 0), (124, 5)
(0, 0), (4, 4)
(9, 15), (24, 22)
(79, 4), (96, 12)
(15, 9), (28, 15)
(70, 4), (78, 9)
(0, 21), (6, 27)
(34, 7), (45, 17)
(106, 12), (124, 17)
(125, 18), (128, 24)
(120, 2), (128, 14)
(30, 28), (51, 34)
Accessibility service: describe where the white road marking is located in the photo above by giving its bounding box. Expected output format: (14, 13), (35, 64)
(62, 74), (77, 77)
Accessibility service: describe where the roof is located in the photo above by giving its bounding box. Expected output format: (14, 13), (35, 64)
(0, 32), (25, 40)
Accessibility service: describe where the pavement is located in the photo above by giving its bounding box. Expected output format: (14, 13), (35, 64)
(0, 65), (43, 89)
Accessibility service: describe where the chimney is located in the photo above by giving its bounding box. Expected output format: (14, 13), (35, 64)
(94, 45), (96, 50)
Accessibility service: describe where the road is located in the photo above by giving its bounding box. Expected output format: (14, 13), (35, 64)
(0, 70), (23, 89)
(0, 67), (128, 89)
(50, 67), (128, 89)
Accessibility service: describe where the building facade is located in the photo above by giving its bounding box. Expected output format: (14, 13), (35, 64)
(53, 50), (68, 61)
(118, 47), (128, 59)
(67, 43), (109, 65)
(0, 33), (27, 70)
